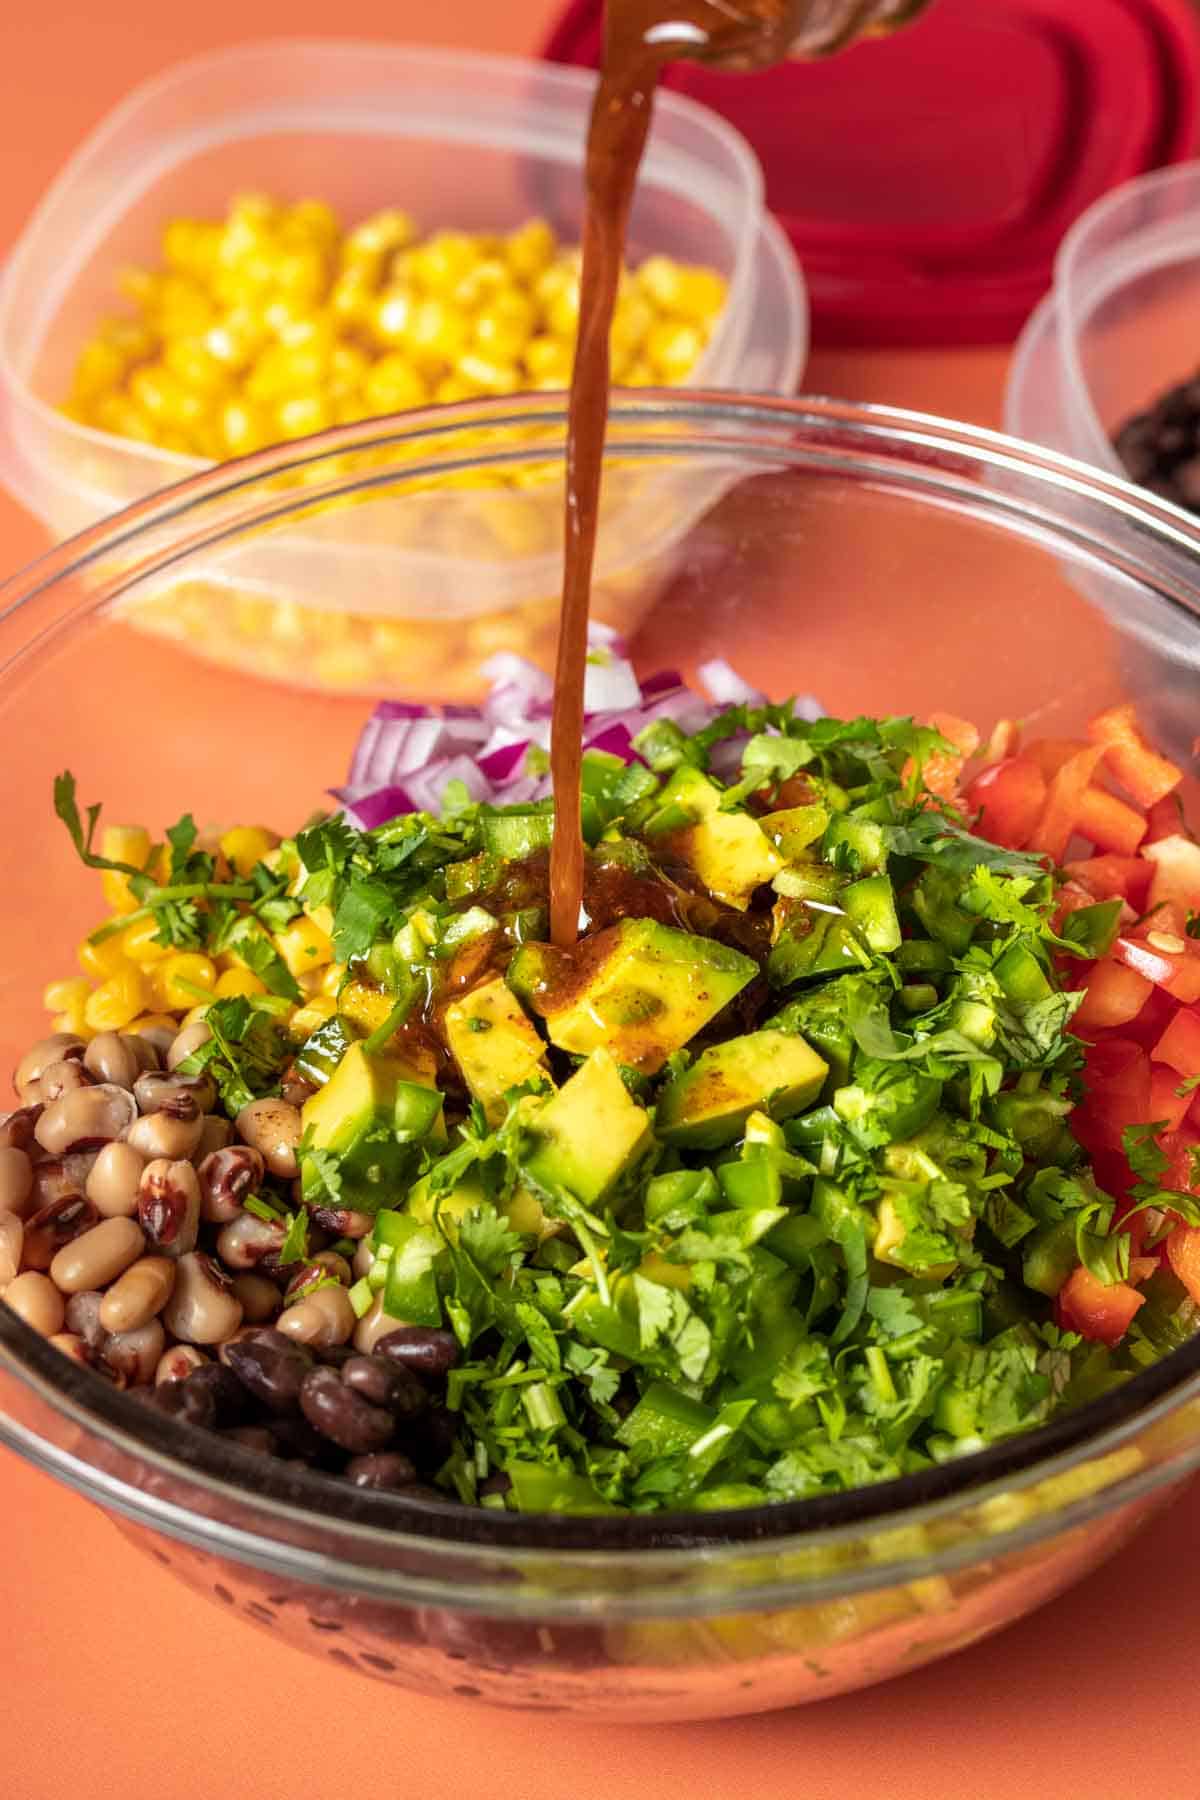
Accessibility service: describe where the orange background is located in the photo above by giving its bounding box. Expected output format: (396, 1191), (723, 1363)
(2, 2), (1199, 1794)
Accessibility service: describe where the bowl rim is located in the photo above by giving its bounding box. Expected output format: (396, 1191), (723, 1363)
(5, 388), (1200, 1563)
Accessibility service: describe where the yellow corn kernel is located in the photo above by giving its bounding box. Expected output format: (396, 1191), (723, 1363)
(544, 281), (581, 341)
(275, 393), (333, 440)
(524, 334), (573, 385)
(77, 931), (131, 980)
(672, 265), (727, 324)
(214, 968), (268, 999)
(404, 298), (470, 374)
(450, 258), (509, 312)
(610, 292), (655, 359)
(43, 976), (92, 1016)
(472, 290), (536, 360)
(155, 952), (217, 1011)
(205, 309), (269, 371)
(97, 823), (152, 914)
(505, 218), (557, 282)
(635, 254), (687, 312)
(407, 231), (479, 294)
(92, 393), (160, 445)
(289, 996), (338, 1039)
(362, 352), (428, 415)
(84, 966), (146, 1032)
(344, 208), (417, 264)
(644, 318), (706, 382)
(121, 915), (171, 965)
(282, 199), (340, 250)
(275, 914), (334, 979)
(70, 336), (133, 402)
(50, 1011), (92, 1041)
(126, 1012), (180, 1038)
(218, 397), (272, 458)
(454, 353), (519, 397)
(219, 825), (277, 876)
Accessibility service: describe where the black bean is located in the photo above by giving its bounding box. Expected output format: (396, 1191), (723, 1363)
(224, 1426), (277, 1456)
(267, 1414), (327, 1462)
(409, 1403), (458, 1469)
(342, 1354), (428, 1417)
(317, 1344), (357, 1370)
(299, 1366), (395, 1455)
(223, 1333), (314, 1415)
(344, 1450), (418, 1490)
(153, 1379), (217, 1430)
(184, 1362), (251, 1428)
(375, 1326), (460, 1378)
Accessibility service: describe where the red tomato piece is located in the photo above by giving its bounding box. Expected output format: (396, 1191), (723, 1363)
(1058, 1264), (1146, 1346)
(1023, 738), (1090, 777)
(1071, 1038), (1152, 1154)
(1063, 855), (1154, 909)
(1114, 933), (1200, 1004)
(1074, 786), (1147, 856)
(964, 757), (1047, 850)
(1121, 983), (1183, 1051)
(1149, 1062), (1193, 1133)
(1071, 960), (1154, 1034)
(1151, 1006), (1200, 1079)
(1166, 1226), (1200, 1305)
(1145, 795), (1189, 844)
(1158, 1126), (1200, 1195)
(1028, 745), (1107, 863)
(1141, 835), (1200, 914)
(1087, 703), (1184, 809)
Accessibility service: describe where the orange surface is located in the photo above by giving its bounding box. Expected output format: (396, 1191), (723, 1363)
(2, 1), (1199, 1792)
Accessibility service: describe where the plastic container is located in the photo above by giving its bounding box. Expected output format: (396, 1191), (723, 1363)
(1006, 163), (1200, 748)
(0, 42), (806, 700)
(4, 395), (1200, 1721)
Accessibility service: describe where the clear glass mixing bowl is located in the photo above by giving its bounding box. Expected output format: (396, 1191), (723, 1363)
(3, 393), (1200, 1723)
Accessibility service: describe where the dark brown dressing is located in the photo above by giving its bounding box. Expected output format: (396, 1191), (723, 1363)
(548, 0), (798, 948)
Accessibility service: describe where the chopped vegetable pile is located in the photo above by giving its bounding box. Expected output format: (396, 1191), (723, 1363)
(13, 654), (1200, 1516)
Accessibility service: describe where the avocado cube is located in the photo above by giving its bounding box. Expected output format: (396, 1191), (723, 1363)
(299, 1041), (441, 1213)
(644, 765), (783, 909)
(509, 918), (756, 1074)
(443, 976), (550, 1123)
(657, 1030), (829, 1149)
(521, 1049), (653, 1209)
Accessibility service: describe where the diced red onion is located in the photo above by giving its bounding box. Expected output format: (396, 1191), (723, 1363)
(697, 659), (767, 707)
(479, 740), (532, 782)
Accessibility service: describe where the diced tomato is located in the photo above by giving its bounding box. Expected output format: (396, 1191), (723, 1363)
(1120, 983), (1179, 1051)
(906, 712), (981, 803)
(1070, 1038), (1152, 1154)
(1057, 1264), (1146, 1346)
(1023, 738), (1090, 778)
(1149, 1062), (1193, 1132)
(1158, 1126), (1200, 1196)
(1087, 703), (1184, 809)
(1151, 1006), (1200, 1079)
(1129, 1255), (1160, 1285)
(963, 757), (1046, 850)
(1166, 1226), (1200, 1305)
(1134, 898), (1191, 938)
(1074, 786), (1147, 856)
(1063, 854), (1154, 909)
(1114, 933), (1200, 1004)
(1028, 745), (1107, 862)
(1072, 959), (1153, 1034)
(1145, 795), (1189, 844)
(1141, 835), (1200, 914)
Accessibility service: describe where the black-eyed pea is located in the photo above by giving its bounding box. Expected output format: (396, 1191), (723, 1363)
(39, 1059), (93, 1103)
(35, 1084), (137, 1157)
(48, 1332), (92, 1368)
(284, 1252), (352, 1303)
(353, 1293), (411, 1355)
(98, 1255), (176, 1334)
(0, 1108), (42, 1154)
(309, 1203), (374, 1240)
(137, 1159), (201, 1257)
(198, 1145), (264, 1224)
(104, 1318), (166, 1386)
(0, 1148), (34, 1220)
(0, 1213), (23, 1288)
(86, 1141), (146, 1218)
(215, 1210), (285, 1270)
(83, 1032), (143, 1090)
(155, 1344), (208, 1385)
(64, 1290), (107, 1350)
(15, 1034), (85, 1099)
(160, 1252), (243, 1346)
(49, 1216), (145, 1294)
(235, 1097), (302, 1178)
(4, 1271), (66, 1336)
(276, 1283), (356, 1349)
(196, 1115), (234, 1159)
(21, 1195), (100, 1271)
(230, 1273), (281, 1324)
(124, 1100), (204, 1162)
(166, 1020), (211, 1072)
(133, 1070), (217, 1118)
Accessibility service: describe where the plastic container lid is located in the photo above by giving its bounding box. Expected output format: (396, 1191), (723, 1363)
(544, 0), (1200, 346)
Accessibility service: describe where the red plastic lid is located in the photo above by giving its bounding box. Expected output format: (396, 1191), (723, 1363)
(543, 0), (1200, 346)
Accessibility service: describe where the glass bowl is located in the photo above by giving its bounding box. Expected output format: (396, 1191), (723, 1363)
(4, 393), (1200, 1724)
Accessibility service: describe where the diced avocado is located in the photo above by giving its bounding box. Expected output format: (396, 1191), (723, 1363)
(521, 1048), (653, 1209)
(443, 976), (550, 1123)
(873, 1195), (956, 1279)
(644, 765), (783, 909)
(339, 978), (402, 1039)
(299, 1041), (442, 1213)
(767, 973), (872, 1090)
(295, 1013), (357, 1087)
(508, 918), (756, 1073)
(657, 1030), (828, 1149)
